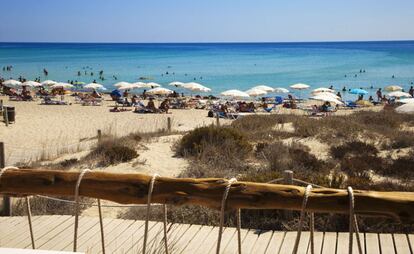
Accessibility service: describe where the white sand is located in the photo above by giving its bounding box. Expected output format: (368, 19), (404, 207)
(0, 95), (230, 165)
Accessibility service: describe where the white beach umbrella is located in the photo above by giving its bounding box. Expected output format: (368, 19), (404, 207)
(310, 94), (344, 105)
(114, 82), (131, 88)
(139, 82), (161, 88)
(396, 103), (414, 114)
(397, 98), (414, 104)
(41, 80), (57, 86)
(51, 82), (74, 89)
(132, 82), (146, 88)
(274, 87), (289, 93)
(388, 91), (412, 98)
(312, 92), (341, 100)
(169, 81), (185, 87)
(221, 89), (250, 98)
(146, 87), (173, 95)
(183, 82), (211, 92)
(22, 81), (42, 87)
(2, 79), (21, 87)
(245, 88), (267, 97)
(251, 85), (274, 92)
(84, 83), (106, 90)
(118, 83), (139, 90)
(385, 85), (403, 92)
(312, 87), (335, 94)
(290, 83), (310, 90)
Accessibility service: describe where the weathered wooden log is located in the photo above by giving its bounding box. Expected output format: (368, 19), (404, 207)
(0, 169), (413, 222)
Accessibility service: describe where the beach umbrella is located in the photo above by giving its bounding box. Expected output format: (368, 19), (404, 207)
(310, 94), (344, 105)
(118, 83), (138, 90)
(169, 81), (185, 87)
(312, 92), (341, 100)
(245, 88), (267, 97)
(182, 82), (211, 92)
(388, 91), (412, 98)
(84, 83), (106, 90)
(2, 79), (21, 87)
(41, 80), (57, 86)
(73, 81), (85, 86)
(396, 103), (414, 114)
(139, 82), (161, 88)
(114, 82), (131, 88)
(22, 81), (42, 87)
(132, 82), (146, 88)
(146, 87), (173, 95)
(312, 87), (335, 94)
(51, 82), (74, 89)
(385, 85), (403, 92)
(397, 98), (414, 104)
(251, 85), (274, 92)
(221, 89), (250, 98)
(349, 88), (368, 95)
(290, 83), (310, 90)
(274, 87), (289, 93)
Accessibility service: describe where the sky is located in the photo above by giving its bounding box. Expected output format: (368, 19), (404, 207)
(1, 0), (414, 43)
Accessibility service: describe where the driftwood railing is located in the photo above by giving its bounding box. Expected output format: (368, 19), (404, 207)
(0, 169), (413, 222)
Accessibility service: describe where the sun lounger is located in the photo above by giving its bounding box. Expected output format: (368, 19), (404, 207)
(41, 97), (68, 105)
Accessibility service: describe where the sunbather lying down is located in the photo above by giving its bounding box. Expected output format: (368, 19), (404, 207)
(110, 106), (131, 112)
(41, 97), (69, 105)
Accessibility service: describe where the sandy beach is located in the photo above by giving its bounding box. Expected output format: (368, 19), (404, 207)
(0, 95), (232, 166)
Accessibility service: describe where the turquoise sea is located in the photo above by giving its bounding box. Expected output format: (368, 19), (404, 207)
(1, 41), (414, 98)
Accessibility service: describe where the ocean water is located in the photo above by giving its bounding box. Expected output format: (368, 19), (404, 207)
(1, 41), (414, 99)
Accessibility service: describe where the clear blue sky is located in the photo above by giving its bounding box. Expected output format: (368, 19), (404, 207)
(1, 0), (414, 43)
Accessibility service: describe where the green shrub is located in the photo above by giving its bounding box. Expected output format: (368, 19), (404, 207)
(330, 141), (378, 159)
(176, 126), (252, 157)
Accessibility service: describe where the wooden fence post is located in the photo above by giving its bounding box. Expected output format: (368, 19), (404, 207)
(4, 107), (8, 127)
(97, 129), (102, 143)
(0, 142), (11, 216)
(283, 170), (293, 185)
(167, 117), (172, 132)
(216, 114), (220, 127)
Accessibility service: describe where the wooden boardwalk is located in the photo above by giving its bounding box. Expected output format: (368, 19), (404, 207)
(0, 216), (412, 254)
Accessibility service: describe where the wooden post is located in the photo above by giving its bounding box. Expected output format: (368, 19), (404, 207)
(4, 107), (8, 127)
(283, 170), (293, 185)
(216, 114), (220, 126)
(167, 117), (172, 132)
(0, 142), (11, 216)
(97, 129), (102, 143)
(283, 170), (294, 219)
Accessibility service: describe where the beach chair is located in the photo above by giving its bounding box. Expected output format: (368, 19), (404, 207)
(41, 97), (68, 105)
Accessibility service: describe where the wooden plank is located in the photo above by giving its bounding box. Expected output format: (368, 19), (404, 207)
(364, 233), (380, 254)
(408, 234), (414, 254)
(208, 227), (237, 254)
(278, 231), (309, 254)
(74, 218), (121, 252)
(25, 216), (74, 249)
(249, 230), (273, 254)
(191, 226), (220, 254)
(0, 216), (25, 240)
(265, 231), (285, 254)
(336, 232), (349, 254)
(168, 224), (200, 252)
(309, 231), (324, 254)
(104, 220), (145, 253)
(7, 215), (65, 249)
(240, 229), (260, 253)
(0, 216), (45, 247)
(123, 221), (164, 253)
(220, 228), (248, 254)
(39, 216), (96, 250)
(379, 234), (396, 254)
(87, 218), (136, 254)
(321, 232), (337, 254)
(393, 234), (411, 254)
(179, 225), (215, 254)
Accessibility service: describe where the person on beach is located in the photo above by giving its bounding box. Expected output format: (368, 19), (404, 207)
(409, 86), (414, 97)
(376, 88), (382, 102)
(142, 90), (147, 100)
(159, 99), (170, 113)
(342, 86), (346, 92)
(146, 98), (157, 113)
(337, 92), (342, 99)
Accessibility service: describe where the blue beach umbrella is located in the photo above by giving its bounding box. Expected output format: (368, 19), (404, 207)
(349, 88), (368, 95)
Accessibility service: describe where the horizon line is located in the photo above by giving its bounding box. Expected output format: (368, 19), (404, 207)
(1, 39), (414, 44)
